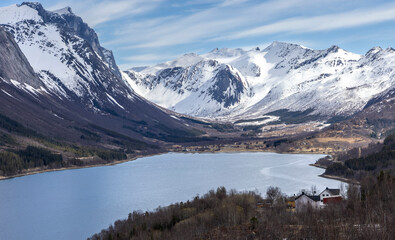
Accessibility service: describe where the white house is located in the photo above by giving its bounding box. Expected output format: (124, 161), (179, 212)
(295, 192), (320, 211)
(295, 187), (342, 211)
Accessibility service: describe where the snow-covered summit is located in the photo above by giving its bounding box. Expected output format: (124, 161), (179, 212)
(264, 41), (309, 52)
(204, 47), (247, 62)
(141, 53), (204, 75)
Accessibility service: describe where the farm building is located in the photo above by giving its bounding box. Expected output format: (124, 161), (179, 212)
(295, 187), (342, 211)
(319, 187), (342, 206)
(295, 193), (320, 211)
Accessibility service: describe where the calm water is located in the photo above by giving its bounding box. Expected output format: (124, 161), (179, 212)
(0, 152), (342, 240)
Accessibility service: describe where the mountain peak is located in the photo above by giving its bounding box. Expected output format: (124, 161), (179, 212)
(327, 45), (340, 53)
(20, 2), (44, 12)
(264, 41), (307, 52)
(20, 2), (42, 7)
(262, 41), (310, 59)
(366, 46), (383, 57)
(170, 52), (203, 66)
(269, 41), (285, 47)
(52, 6), (74, 15)
(268, 41), (296, 47)
(204, 47), (246, 60)
(210, 48), (219, 52)
(182, 52), (198, 57)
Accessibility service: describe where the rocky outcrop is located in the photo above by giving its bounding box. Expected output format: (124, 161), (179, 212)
(0, 26), (40, 87)
(209, 65), (246, 108)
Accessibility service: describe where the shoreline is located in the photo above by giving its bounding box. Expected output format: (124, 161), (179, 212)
(0, 148), (345, 182)
(309, 164), (359, 185)
(0, 151), (166, 181)
(171, 146), (331, 155)
(319, 173), (359, 185)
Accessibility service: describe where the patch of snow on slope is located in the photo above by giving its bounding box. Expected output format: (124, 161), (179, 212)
(9, 79), (40, 97)
(10, 79), (21, 87)
(106, 93), (125, 109)
(234, 115), (280, 126)
(1, 89), (14, 98)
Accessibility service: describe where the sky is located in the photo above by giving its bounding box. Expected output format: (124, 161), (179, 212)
(1, 0), (395, 69)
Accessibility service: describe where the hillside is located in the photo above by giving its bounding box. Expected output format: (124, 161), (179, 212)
(323, 134), (395, 180)
(90, 174), (395, 240)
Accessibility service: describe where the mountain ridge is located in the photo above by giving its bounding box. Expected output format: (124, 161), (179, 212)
(124, 41), (394, 123)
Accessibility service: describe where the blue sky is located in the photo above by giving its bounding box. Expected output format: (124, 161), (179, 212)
(1, 0), (395, 69)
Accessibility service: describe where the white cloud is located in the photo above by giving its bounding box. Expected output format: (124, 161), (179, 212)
(219, 0), (249, 7)
(171, 0), (223, 8)
(225, 3), (395, 40)
(109, 0), (319, 49)
(47, 0), (162, 27)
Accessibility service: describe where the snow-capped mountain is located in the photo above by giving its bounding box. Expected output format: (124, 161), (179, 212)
(124, 41), (395, 122)
(0, 2), (126, 104)
(0, 2), (193, 143)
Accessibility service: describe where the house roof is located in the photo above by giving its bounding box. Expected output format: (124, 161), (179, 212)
(295, 192), (320, 202)
(307, 195), (320, 201)
(320, 187), (340, 195)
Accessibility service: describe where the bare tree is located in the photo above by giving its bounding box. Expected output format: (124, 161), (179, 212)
(266, 186), (286, 206)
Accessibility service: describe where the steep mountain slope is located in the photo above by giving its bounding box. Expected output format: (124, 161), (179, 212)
(124, 42), (395, 123)
(0, 3), (205, 153)
(0, 25), (39, 87)
(124, 58), (251, 116)
(0, 2), (128, 106)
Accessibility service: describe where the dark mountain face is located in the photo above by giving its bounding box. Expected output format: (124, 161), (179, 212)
(0, 27), (40, 87)
(209, 65), (246, 108)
